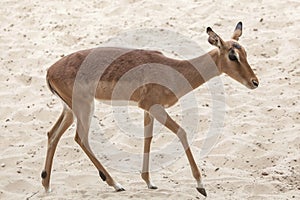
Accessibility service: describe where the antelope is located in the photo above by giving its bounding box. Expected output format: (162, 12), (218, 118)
(41, 22), (259, 197)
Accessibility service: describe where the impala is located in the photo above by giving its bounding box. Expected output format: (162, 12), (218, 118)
(41, 22), (259, 197)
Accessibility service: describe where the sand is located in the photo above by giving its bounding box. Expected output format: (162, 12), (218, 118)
(0, 0), (299, 199)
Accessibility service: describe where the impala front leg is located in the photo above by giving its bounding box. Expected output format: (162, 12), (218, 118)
(141, 111), (158, 189)
(143, 104), (207, 197)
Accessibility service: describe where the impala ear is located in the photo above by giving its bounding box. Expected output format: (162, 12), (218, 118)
(206, 27), (225, 49)
(232, 22), (242, 41)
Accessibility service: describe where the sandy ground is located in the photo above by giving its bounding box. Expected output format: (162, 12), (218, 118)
(0, 0), (299, 199)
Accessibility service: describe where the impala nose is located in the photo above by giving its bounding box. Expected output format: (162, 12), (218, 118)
(251, 79), (259, 88)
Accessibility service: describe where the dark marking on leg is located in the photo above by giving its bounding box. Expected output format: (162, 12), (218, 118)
(41, 170), (47, 179)
(99, 170), (106, 181)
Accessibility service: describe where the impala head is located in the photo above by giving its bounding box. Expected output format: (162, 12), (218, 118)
(207, 22), (259, 89)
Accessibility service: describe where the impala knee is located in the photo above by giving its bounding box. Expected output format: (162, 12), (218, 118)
(74, 133), (84, 145)
(177, 128), (189, 149)
(176, 128), (187, 139)
(47, 131), (57, 142)
(144, 136), (153, 144)
(144, 114), (153, 127)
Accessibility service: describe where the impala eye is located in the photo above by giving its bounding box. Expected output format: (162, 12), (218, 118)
(229, 49), (238, 61)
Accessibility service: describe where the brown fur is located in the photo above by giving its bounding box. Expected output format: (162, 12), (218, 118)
(42, 22), (258, 196)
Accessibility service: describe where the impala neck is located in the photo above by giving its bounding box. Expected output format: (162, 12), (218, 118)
(185, 48), (222, 90)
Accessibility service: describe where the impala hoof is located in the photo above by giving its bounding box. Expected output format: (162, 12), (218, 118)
(196, 187), (207, 197)
(114, 183), (125, 192)
(116, 188), (125, 192)
(149, 185), (158, 189)
(146, 181), (157, 189)
(46, 188), (52, 193)
(43, 186), (52, 193)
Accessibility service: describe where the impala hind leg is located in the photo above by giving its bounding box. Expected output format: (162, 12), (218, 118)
(141, 111), (157, 189)
(73, 100), (125, 192)
(42, 106), (74, 192)
(142, 104), (207, 197)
